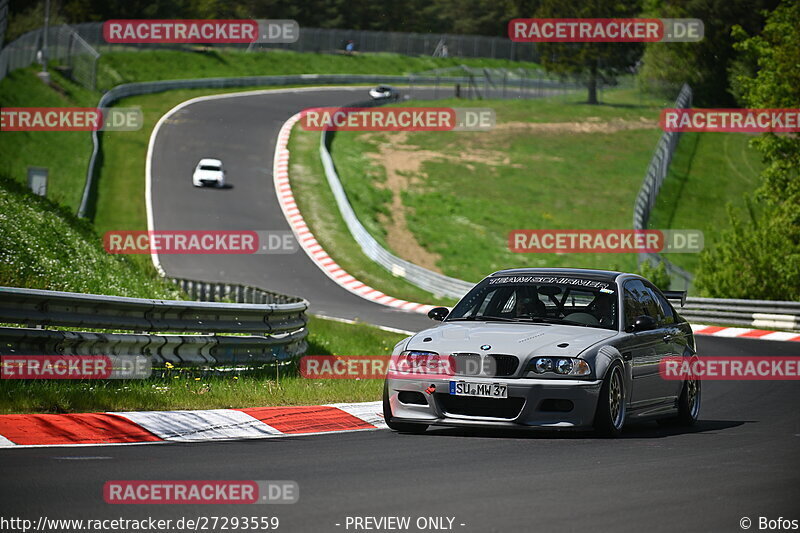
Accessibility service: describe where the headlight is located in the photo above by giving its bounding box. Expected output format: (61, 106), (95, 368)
(400, 350), (439, 359)
(530, 357), (591, 377)
(556, 358), (573, 374)
(534, 357), (554, 373)
(394, 350), (445, 375)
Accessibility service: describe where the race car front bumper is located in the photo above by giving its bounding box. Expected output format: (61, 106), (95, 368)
(386, 376), (603, 430)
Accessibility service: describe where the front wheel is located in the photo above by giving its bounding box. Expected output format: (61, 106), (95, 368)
(382, 382), (428, 434)
(594, 363), (626, 437)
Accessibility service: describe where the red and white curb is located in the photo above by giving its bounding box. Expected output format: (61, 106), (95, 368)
(273, 113), (434, 315)
(0, 401), (385, 448)
(692, 324), (800, 342)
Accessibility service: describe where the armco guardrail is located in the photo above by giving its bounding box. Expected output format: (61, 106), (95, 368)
(0, 286), (308, 364)
(633, 83), (694, 289)
(680, 297), (800, 332)
(319, 116), (474, 300)
(78, 72), (578, 218)
(170, 277), (302, 305)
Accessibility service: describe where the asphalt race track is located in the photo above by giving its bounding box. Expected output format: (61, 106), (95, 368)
(1, 335), (798, 532)
(2, 87), (797, 533)
(148, 86), (442, 332)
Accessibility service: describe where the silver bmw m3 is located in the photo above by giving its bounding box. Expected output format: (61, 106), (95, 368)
(383, 268), (701, 436)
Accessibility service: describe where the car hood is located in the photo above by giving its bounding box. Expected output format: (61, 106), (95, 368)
(406, 322), (617, 359)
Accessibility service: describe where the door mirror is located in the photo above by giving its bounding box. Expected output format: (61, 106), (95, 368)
(627, 315), (657, 332)
(427, 307), (449, 321)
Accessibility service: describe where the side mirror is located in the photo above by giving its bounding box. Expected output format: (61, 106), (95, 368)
(627, 315), (656, 332)
(427, 307), (449, 322)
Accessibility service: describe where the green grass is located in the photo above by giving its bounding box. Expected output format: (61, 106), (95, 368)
(0, 175), (180, 298)
(0, 68), (98, 212)
(295, 89), (765, 292)
(1, 50), (542, 218)
(0, 175), (409, 413)
(322, 89), (672, 283)
(649, 132), (763, 274)
(0, 316), (406, 414)
(96, 49), (540, 91)
(289, 128), (453, 305)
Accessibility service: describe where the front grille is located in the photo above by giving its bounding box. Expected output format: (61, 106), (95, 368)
(490, 354), (519, 376)
(435, 393), (525, 419)
(451, 353), (519, 377)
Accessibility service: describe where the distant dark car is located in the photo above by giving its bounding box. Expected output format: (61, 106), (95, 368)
(383, 268), (700, 436)
(369, 85), (400, 100)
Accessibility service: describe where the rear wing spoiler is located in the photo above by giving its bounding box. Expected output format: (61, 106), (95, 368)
(663, 290), (687, 307)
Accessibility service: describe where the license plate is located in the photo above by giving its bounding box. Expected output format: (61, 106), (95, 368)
(449, 381), (507, 399)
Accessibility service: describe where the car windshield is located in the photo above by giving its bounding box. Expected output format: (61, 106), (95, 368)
(447, 275), (618, 330)
(199, 165), (220, 171)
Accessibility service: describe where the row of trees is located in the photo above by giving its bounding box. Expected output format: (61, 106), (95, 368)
(7, 0), (783, 106)
(694, 0), (799, 300)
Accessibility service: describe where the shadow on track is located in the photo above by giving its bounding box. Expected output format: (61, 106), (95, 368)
(406, 419), (748, 440)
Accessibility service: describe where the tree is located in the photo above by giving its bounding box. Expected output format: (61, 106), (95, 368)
(533, 0), (644, 104)
(638, 261), (671, 291)
(694, 0), (800, 300)
(637, 0), (779, 105)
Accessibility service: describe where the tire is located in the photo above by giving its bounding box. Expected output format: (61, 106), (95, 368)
(382, 382), (428, 434)
(594, 363), (626, 437)
(658, 373), (701, 427)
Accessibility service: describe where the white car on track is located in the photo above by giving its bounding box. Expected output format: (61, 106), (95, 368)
(192, 158), (226, 188)
(369, 85), (400, 100)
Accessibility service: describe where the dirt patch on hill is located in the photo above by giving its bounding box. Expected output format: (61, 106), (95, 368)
(358, 117), (655, 270)
(494, 116), (657, 134)
(363, 132), (442, 272)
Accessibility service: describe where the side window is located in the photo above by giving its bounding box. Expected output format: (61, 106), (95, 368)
(650, 287), (676, 325)
(623, 287), (639, 328)
(623, 280), (663, 328)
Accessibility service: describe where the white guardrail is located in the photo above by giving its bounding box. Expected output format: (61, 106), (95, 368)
(680, 297), (800, 332)
(0, 284), (309, 365)
(313, 92), (800, 328)
(317, 98), (475, 300)
(634, 83), (694, 289)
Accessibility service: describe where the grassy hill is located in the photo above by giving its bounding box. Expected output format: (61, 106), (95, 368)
(289, 89), (764, 295)
(0, 175), (180, 298)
